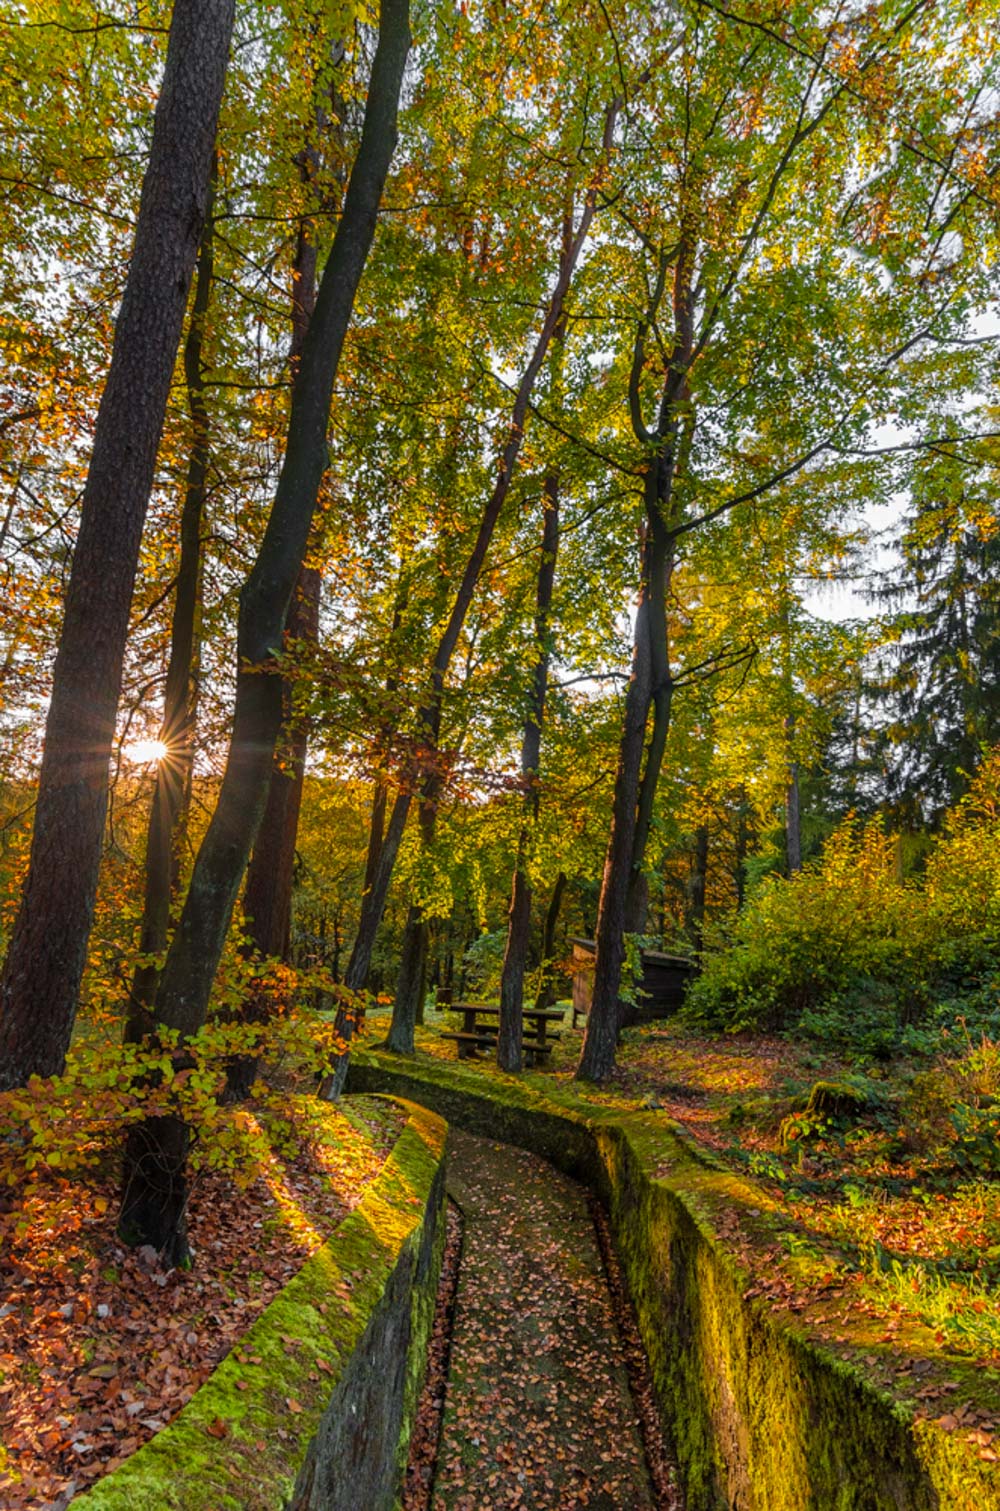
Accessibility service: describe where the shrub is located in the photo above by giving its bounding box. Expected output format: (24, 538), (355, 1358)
(685, 820), (917, 1033)
(686, 751), (1000, 1051)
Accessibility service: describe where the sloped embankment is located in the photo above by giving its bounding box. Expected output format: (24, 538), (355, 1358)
(73, 1098), (447, 1511)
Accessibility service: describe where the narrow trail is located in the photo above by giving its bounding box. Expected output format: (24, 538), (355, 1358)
(417, 1130), (678, 1511)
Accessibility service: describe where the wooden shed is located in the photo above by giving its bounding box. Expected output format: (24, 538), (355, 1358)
(570, 936), (696, 1026)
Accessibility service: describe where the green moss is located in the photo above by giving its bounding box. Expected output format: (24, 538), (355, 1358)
(348, 1053), (1000, 1511)
(74, 1097), (446, 1511)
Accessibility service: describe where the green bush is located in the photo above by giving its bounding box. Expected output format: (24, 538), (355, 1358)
(685, 751), (1000, 1052)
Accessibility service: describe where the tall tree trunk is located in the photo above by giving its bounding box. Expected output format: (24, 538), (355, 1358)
(688, 824), (709, 954)
(576, 559), (655, 1083)
(533, 870), (566, 1011)
(357, 574), (409, 921)
(785, 722), (803, 875)
(226, 565), (321, 1101)
(119, 0), (411, 1261)
(734, 786), (751, 910)
(0, 0), (235, 1091)
(128, 186), (216, 1041)
(323, 109), (620, 1090)
(577, 226), (694, 1084)
(497, 477), (559, 1072)
(225, 213), (320, 1104)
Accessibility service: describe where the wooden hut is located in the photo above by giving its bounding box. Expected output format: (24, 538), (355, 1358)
(569, 937), (696, 1027)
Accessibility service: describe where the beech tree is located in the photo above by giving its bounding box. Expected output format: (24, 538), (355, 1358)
(0, 0), (236, 1089)
(120, 0), (411, 1260)
(577, 0), (986, 1080)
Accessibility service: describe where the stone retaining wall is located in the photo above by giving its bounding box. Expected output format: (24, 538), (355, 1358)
(75, 1098), (447, 1511)
(347, 1054), (999, 1511)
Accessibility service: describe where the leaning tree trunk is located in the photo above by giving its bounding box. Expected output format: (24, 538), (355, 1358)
(379, 123), (620, 1065)
(497, 477), (560, 1072)
(128, 188), (216, 1042)
(225, 211), (321, 1104)
(0, 0), (235, 1091)
(226, 566), (321, 1101)
(118, 0), (411, 1262)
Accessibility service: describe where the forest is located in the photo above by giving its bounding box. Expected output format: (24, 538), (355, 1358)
(1, 0), (999, 1506)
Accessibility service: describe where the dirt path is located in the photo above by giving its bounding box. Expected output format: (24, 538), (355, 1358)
(430, 1130), (663, 1511)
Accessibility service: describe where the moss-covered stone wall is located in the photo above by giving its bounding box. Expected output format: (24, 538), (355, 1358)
(347, 1054), (1000, 1511)
(74, 1098), (447, 1511)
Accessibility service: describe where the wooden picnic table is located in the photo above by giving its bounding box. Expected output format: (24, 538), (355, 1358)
(454, 1002), (564, 1037)
(441, 1002), (565, 1064)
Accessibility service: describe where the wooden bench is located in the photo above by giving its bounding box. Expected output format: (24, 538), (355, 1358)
(520, 1039), (554, 1067)
(440, 1030), (496, 1059)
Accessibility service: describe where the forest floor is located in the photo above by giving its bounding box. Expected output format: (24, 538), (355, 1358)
(0, 1094), (404, 1509)
(406, 1129), (679, 1511)
(390, 1006), (1000, 1459)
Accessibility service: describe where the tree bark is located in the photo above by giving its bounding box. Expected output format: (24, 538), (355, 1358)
(225, 213), (320, 1103)
(576, 560), (655, 1082)
(497, 477), (560, 1072)
(688, 824), (709, 954)
(226, 566), (320, 1101)
(533, 870), (566, 1010)
(577, 228), (694, 1084)
(734, 786), (751, 909)
(0, 0), (235, 1091)
(128, 185), (216, 1041)
(119, 0), (411, 1258)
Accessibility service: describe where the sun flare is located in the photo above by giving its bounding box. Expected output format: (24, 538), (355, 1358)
(123, 738), (169, 765)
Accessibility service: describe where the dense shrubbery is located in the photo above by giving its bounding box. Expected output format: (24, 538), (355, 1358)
(685, 749), (1000, 1056)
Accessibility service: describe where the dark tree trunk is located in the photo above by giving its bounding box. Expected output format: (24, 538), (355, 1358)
(225, 214), (321, 1104)
(498, 477), (560, 1072)
(576, 572), (655, 1083)
(226, 566), (321, 1101)
(534, 870), (566, 1011)
(0, 0), (235, 1090)
(120, 0), (411, 1258)
(734, 786), (751, 910)
(387, 903), (428, 1053)
(688, 824), (709, 954)
(128, 186), (216, 1041)
(118, 1111), (191, 1268)
(577, 231), (694, 1085)
(623, 583), (674, 936)
(362, 774), (390, 897)
(242, 571), (320, 962)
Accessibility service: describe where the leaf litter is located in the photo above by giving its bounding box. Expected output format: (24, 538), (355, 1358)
(425, 1130), (680, 1510)
(0, 1095), (403, 1507)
